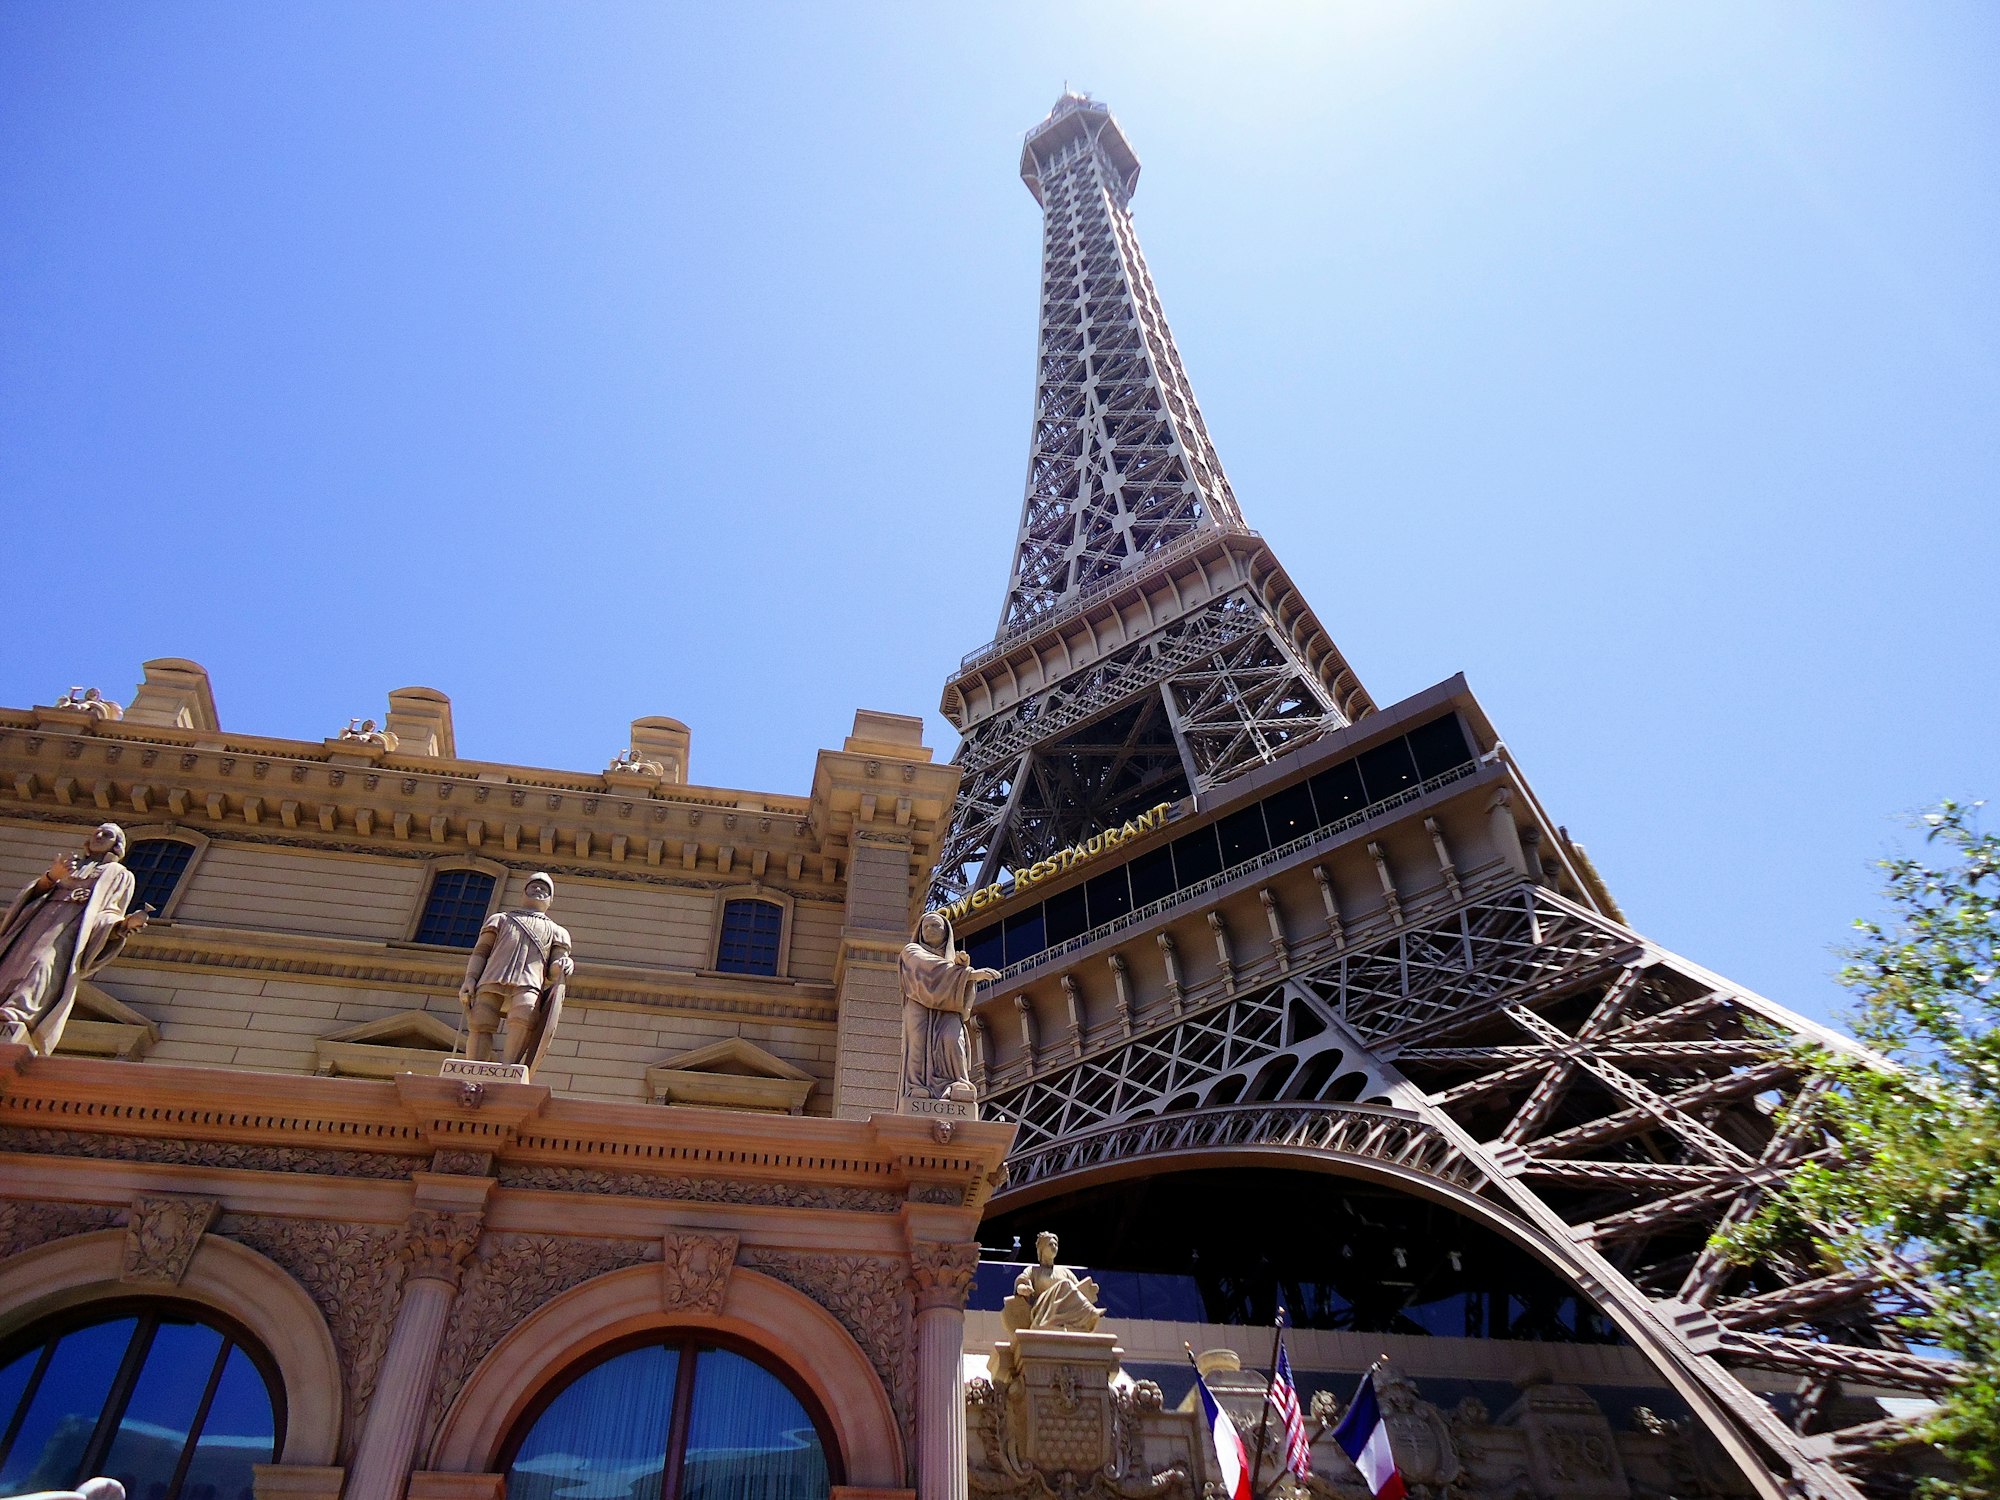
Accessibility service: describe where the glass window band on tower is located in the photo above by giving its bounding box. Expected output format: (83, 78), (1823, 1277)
(961, 712), (1474, 972)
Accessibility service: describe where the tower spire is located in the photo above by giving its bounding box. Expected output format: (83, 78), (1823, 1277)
(931, 96), (1372, 907)
(999, 93), (1244, 635)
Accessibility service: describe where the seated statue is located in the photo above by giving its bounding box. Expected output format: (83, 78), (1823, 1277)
(1002, 1230), (1104, 1333)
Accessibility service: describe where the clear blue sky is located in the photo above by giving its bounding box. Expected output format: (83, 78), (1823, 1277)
(3, 4), (1994, 1027)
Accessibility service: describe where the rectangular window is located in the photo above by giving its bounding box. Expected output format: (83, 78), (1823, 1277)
(1084, 868), (1132, 928)
(716, 899), (784, 975)
(1407, 714), (1474, 779)
(1171, 825), (1222, 888)
(1002, 906), (1047, 966)
(1127, 845), (1177, 909)
(964, 924), (1005, 973)
(415, 870), (496, 948)
(1043, 884), (1091, 945)
(1356, 737), (1420, 804)
(1217, 805), (1270, 869)
(1308, 760), (1366, 825)
(125, 840), (195, 915)
(1260, 782), (1316, 846)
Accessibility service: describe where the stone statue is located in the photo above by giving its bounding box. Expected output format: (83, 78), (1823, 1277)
(340, 717), (397, 749)
(1002, 1230), (1104, 1333)
(900, 911), (998, 1102)
(0, 824), (148, 1054)
(457, 872), (572, 1073)
(607, 747), (665, 777)
(54, 687), (122, 721)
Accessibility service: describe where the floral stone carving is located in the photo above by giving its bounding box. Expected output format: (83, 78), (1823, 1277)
(909, 1240), (980, 1311)
(121, 1195), (220, 1286)
(661, 1230), (737, 1313)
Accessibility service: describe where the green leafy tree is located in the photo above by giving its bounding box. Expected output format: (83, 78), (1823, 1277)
(1724, 801), (2000, 1490)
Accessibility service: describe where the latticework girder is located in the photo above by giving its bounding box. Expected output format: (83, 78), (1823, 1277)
(980, 883), (1946, 1499)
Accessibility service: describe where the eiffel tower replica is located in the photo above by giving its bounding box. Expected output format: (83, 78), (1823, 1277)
(936, 95), (1942, 1499)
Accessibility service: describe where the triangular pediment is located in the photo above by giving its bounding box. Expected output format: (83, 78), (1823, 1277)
(647, 1037), (815, 1114)
(324, 1010), (460, 1051)
(314, 1009), (459, 1079)
(659, 1037), (811, 1082)
(55, 982), (161, 1060)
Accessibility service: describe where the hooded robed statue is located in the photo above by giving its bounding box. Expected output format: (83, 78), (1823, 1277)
(0, 823), (148, 1054)
(899, 911), (999, 1102)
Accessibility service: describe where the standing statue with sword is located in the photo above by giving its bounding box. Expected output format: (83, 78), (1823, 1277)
(457, 870), (573, 1076)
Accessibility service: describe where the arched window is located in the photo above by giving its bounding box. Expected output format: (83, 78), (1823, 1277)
(125, 839), (198, 917)
(504, 1338), (834, 1500)
(414, 868), (497, 948)
(0, 1302), (282, 1500)
(715, 900), (783, 977)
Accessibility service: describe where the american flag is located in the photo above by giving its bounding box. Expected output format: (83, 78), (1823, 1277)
(1269, 1314), (1312, 1480)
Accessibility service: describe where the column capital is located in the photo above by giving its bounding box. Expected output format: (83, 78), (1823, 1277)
(909, 1240), (980, 1312)
(401, 1207), (482, 1288)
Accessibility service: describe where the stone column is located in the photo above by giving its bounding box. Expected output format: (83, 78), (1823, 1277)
(909, 1241), (979, 1500)
(344, 1209), (483, 1500)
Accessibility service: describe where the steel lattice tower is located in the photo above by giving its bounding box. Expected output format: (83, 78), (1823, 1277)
(933, 96), (1371, 906)
(939, 96), (1946, 1500)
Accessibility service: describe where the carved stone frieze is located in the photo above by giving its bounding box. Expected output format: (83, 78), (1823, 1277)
(909, 1183), (965, 1207)
(0, 1198), (124, 1261)
(741, 1249), (913, 1453)
(909, 1240), (979, 1312)
(425, 1233), (662, 1442)
(429, 1149), (494, 1176)
(221, 1213), (406, 1453)
(496, 1162), (898, 1213)
(121, 1195), (220, 1286)
(661, 1229), (737, 1313)
(0, 1125), (419, 1180)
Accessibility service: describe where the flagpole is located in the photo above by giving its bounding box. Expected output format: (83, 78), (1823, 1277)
(1247, 1309), (1285, 1500)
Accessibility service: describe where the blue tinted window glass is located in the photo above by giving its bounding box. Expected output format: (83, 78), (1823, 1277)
(125, 841), (196, 916)
(509, 1346), (680, 1500)
(1043, 885), (1090, 945)
(102, 1318), (225, 1500)
(963, 925), (1004, 973)
(187, 1345), (277, 1500)
(414, 870), (496, 948)
(681, 1348), (828, 1500)
(1002, 906), (1046, 966)
(0, 1315), (136, 1493)
(716, 900), (784, 976)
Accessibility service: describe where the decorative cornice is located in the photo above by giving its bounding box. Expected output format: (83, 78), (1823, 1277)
(0, 1046), (1016, 1209)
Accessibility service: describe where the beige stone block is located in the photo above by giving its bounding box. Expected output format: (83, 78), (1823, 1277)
(253, 1465), (346, 1500)
(147, 1041), (240, 1063)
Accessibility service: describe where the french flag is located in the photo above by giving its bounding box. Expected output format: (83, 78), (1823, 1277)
(1193, 1366), (1252, 1500)
(1330, 1370), (1405, 1500)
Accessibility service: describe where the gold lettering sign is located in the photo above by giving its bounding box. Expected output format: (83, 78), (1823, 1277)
(933, 803), (1174, 927)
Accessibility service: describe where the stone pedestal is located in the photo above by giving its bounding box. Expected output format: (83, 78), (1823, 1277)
(990, 1330), (1123, 1465)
